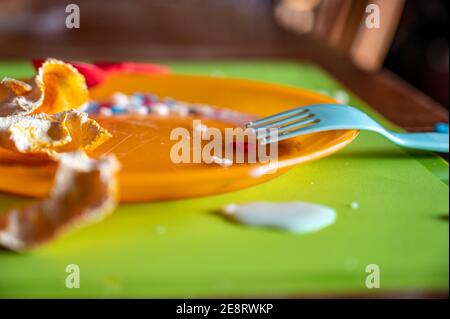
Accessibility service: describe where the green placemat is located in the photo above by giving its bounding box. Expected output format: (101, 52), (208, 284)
(0, 61), (448, 297)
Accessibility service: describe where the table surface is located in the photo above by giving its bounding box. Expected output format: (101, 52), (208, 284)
(0, 61), (448, 298)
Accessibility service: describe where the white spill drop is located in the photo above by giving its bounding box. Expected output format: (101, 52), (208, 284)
(220, 202), (336, 233)
(350, 201), (359, 209)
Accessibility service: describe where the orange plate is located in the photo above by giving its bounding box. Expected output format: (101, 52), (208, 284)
(0, 74), (358, 202)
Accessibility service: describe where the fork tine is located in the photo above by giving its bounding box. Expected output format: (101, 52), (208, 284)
(246, 107), (310, 128)
(256, 115), (317, 139)
(260, 122), (319, 145)
(250, 110), (312, 134)
(253, 111), (313, 132)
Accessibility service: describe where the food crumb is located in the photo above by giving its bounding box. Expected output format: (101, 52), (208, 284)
(99, 107), (113, 116)
(194, 122), (208, 133)
(350, 201), (359, 209)
(152, 103), (170, 116)
(211, 156), (233, 167)
(334, 90), (349, 104)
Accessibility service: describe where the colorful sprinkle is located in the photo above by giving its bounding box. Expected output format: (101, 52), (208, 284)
(88, 92), (249, 122)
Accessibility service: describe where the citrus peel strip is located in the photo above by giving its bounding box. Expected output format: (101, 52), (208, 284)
(0, 58), (88, 116)
(0, 110), (111, 156)
(0, 151), (119, 251)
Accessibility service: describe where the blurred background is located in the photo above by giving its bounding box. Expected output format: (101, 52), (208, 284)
(0, 0), (448, 108)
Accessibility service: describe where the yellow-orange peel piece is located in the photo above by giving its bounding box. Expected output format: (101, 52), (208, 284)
(0, 109), (111, 156)
(0, 151), (120, 251)
(0, 59), (88, 116)
(0, 59), (119, 251)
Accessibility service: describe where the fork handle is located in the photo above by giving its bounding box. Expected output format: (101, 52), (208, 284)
(388, 132), (449, 153)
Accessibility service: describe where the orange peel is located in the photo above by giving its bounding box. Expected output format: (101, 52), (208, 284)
(0, 151), (119, 251)
(0, 58), (88, 116)
(0, 109), (112, 157)
(0, 59), (119, 250)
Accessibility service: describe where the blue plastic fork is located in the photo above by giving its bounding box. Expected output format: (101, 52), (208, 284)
(245, 104), (449, 153)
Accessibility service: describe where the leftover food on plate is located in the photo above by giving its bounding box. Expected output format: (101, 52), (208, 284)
(0, 59), (116, 250)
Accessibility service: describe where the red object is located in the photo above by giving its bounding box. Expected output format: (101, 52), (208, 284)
(94, 61), (170, 75)
(32, 59), (170, 88)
